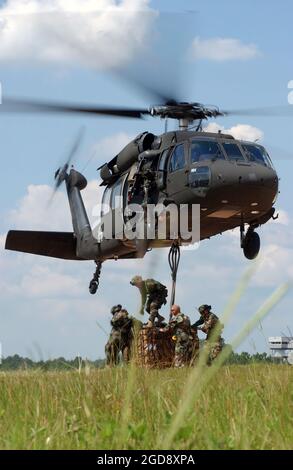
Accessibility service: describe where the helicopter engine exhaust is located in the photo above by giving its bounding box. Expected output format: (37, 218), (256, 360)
(100, 132), (156, 183)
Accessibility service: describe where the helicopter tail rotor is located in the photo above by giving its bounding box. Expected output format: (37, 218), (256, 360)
(48, 127), (85, 206)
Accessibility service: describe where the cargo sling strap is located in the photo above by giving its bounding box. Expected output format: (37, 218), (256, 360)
(168, 241), (181, 320)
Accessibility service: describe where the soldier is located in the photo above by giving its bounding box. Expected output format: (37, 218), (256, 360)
(162, 304), (192, 367)
(130, 275), (167, 327)
(195, 304), (224, 364)
(105, 305), (134, 366)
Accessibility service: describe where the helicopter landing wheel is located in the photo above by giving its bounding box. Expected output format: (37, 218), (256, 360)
(242, 229), (260, 260)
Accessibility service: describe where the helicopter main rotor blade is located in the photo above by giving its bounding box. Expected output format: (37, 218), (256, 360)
(1, 97), (150, 119)
(222, 105), (293, 117)
(113, 68), (180, 106)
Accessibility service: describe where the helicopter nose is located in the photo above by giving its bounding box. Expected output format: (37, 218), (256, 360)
(252, 169), (279, 208)
(263, 169), (279, 194)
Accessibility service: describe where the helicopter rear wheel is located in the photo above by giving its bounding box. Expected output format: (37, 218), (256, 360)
(89, 280), (98, 295)
(88, 261), (102, 295)
(242, 230), (260, 260)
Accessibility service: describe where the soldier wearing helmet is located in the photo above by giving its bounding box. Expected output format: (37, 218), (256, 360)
(130, 275), (167, 327)
(105, 304), (135, 366)
(193, 304), (224, 364)
(111, 304), (122, 315)
(191, 304), (212, 329)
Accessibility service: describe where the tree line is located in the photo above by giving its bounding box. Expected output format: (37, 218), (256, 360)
(0, 351), (277, 371)
(0, 355), (106, 371)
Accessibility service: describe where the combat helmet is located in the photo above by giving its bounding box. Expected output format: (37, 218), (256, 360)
(198, 304), (211, 314)
(111, 304), (122, 315)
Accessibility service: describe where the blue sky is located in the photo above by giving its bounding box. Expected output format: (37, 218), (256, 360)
(0, 0), (293, 360)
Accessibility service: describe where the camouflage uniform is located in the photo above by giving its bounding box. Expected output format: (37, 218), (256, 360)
(201, 311), (224, 364)
(105, 305), (133, 366)
(169, 312), (192, 367)
(130, 276), (167, 326)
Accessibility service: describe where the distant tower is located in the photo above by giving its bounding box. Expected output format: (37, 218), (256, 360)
(268, 336), (293, 364)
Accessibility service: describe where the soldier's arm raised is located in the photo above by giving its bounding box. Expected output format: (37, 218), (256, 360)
(191, 317), (204, 329)
(138, 284), (147, 315)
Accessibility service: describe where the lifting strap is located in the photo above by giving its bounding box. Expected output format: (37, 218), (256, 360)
(168, 241), (181, 320)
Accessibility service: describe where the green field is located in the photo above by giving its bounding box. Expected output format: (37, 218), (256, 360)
(0, 364), (292, 450)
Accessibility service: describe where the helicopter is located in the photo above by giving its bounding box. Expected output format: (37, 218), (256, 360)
(4, 96), (279, 295)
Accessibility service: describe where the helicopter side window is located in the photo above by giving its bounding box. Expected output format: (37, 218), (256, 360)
(242, 144), (272, 168)
(191, 140), (225, 163)
(169, 144), (185, 172)
(101, 186), (111, 216)
(111, 179), (123, 210)
(222, 142), (245, 162)
(157, 148), (170, 189)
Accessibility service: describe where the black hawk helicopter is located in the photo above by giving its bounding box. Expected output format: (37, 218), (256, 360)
(4, 96), (279, 294)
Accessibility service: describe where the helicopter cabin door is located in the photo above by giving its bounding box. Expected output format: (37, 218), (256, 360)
(166, 142), (190, 203)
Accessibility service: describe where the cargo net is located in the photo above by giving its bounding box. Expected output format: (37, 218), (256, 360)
(136, 327), (175, 368)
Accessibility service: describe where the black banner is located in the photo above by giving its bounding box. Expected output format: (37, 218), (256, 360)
(0, 450), (290, 467)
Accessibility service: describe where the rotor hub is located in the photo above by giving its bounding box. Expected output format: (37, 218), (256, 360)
(150, 102), (223, 123)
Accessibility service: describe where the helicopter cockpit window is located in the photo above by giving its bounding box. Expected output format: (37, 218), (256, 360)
(242, 144), (273, 168)
(222, 142), (245, 162)
(191, 140), (225, 163)
(169, 144), (185, 172)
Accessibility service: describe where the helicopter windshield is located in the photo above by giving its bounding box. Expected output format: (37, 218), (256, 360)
(241, 144), (273, 168)
(191, 140), (225, 163)
(222, 142), (245, 162)
(169, 143), (185, 172)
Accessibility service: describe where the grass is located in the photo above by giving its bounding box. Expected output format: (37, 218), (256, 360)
(0, 269), (290, 450)
(0, 364), (292, 450)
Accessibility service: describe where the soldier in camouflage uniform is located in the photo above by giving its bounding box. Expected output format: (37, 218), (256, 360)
(130, 275), (167, 327)
(162, 304), (193, 367)
(194, 304), (224, 364)
(105, 304), (134, 366)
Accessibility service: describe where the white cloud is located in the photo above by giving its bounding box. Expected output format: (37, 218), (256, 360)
(8, 184), (72, 231)
(204, 122), (263, 142)
(92, 131), (133, 161)
(0, 0), (155, 68)
(256, 244), (293, 286)
(191, 37), (260, 62)
(20, 264), (83, 297)
(0, 234), (5, 250)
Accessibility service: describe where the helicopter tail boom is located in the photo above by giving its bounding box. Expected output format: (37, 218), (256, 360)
(65, 168), (100, 260)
